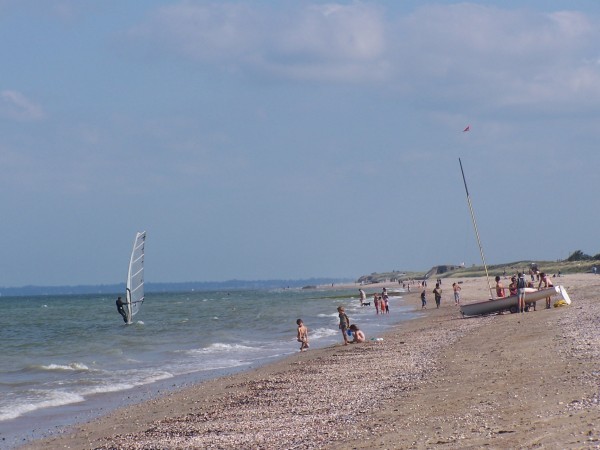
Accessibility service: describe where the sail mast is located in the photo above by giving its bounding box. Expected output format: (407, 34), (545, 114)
(125, 231), (146, 324)
(459, 158), (494, 299)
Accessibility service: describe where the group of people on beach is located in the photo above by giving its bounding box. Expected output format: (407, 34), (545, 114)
(419, 282), (454, 309)
(295, 296), (369, 351)
(495, 270), (555, 312)
(416, 268), (556, 313)
(359, 287), (390, 314)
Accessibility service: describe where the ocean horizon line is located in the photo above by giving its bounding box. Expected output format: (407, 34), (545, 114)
(0, 277), (358, 297)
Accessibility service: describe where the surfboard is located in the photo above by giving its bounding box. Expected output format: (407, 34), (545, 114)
(558, 285), (571, 305)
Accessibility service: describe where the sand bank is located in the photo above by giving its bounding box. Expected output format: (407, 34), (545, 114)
(20, 274), (600, 449)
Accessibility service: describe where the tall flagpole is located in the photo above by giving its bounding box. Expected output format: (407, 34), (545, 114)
(459, 158), (494, 299)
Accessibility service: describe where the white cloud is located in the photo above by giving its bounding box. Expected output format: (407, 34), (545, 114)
(126, 2), (600, 109)
(0, 90), (44, 121)
(127, 1), (388, 82)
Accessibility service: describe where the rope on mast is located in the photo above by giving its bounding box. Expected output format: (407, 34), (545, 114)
(459, 158), (494, 300)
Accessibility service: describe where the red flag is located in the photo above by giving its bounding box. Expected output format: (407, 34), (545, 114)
(463, 125), (470, 132)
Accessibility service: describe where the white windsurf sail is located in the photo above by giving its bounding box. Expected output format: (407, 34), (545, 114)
(125, 231), (146, 324)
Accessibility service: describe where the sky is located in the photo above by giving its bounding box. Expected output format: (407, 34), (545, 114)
(1, 0), (600, 287)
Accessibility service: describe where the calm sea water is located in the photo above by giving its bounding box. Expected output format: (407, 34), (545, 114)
(0, 286), (415, 448)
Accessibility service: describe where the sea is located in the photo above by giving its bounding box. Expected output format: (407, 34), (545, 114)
(0, 286), (416, 448)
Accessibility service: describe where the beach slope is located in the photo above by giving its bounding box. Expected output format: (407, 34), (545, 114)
(20, 275), (600, 449)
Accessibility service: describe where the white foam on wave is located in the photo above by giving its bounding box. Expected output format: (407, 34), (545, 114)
(0, 390), (84, 421)
(186, 342), (259, 355)
(310, 327), (338, 339)
(80, 370), (173, 396)
(34, 362), (91, 372)
(317, 313), (338, 318)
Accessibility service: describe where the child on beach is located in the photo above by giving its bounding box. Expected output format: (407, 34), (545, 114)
(349, 324), (365, 343)
(337, 306), (350, 345)
(452, 282), (461, 305)
(420, 289), (427, 309)
(296, 319), (309, 351)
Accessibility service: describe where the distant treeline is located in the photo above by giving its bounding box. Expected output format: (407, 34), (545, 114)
(566, 250), (600, 261)
(0, 278), (354, 297)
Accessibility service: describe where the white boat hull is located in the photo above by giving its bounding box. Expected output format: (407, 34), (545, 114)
(460, 286), (570, 317)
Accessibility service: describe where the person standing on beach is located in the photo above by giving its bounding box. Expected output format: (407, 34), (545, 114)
(337, 306), (350, 345)
(374, 295), (380, 314)
(517, 272), (527, 313)
(383, 294), (390, 314)
(538, 272), (554, 309)
(495, 276), (506, 298)
(359, 288), (367, 306)
(452, 283), (461, 305)
(433, 283), (442, 308)
(296, 319), (309, 351)
(509, 276), (518, 296)
(421, 288), (427, 309)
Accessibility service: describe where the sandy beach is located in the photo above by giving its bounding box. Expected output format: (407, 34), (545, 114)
(19, 274), (600, 449)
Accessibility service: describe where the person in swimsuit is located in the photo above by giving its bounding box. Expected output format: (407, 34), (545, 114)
(538, 272), (554, 309)
(337, 306), (350, 345)
(359, 288), (367, 306)
(495, 276), (506, 298)
(508, 276), (517, 296)
(296, 319), (309, 351)
(452, 282), (461, 305)
(349, 324), (365, 343)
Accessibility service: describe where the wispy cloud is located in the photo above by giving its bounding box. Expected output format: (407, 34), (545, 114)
(127, 2), (388, 82)
(0, 90), (45, 121)
(126, 2), (600, 108)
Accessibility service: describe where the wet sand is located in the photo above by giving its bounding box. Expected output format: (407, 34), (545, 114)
(19, 274), (600, 449)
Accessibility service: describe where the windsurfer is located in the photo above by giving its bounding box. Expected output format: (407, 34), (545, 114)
(116, 296), (128, 323)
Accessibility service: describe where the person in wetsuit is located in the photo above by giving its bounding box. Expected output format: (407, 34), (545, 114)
(116, 296), (128, 323)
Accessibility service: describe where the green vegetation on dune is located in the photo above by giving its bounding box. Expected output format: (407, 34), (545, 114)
(358, 251), (600, 283)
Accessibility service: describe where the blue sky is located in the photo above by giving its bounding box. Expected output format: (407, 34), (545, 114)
(1, 1), (600, 286)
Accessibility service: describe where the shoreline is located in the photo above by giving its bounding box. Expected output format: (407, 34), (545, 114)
(19, 274), (600, 449)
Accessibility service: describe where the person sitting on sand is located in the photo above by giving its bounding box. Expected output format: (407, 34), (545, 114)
(337, 306), (350, 345)
(296, 319), (309, 351)
(349, 324), (365, 343)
